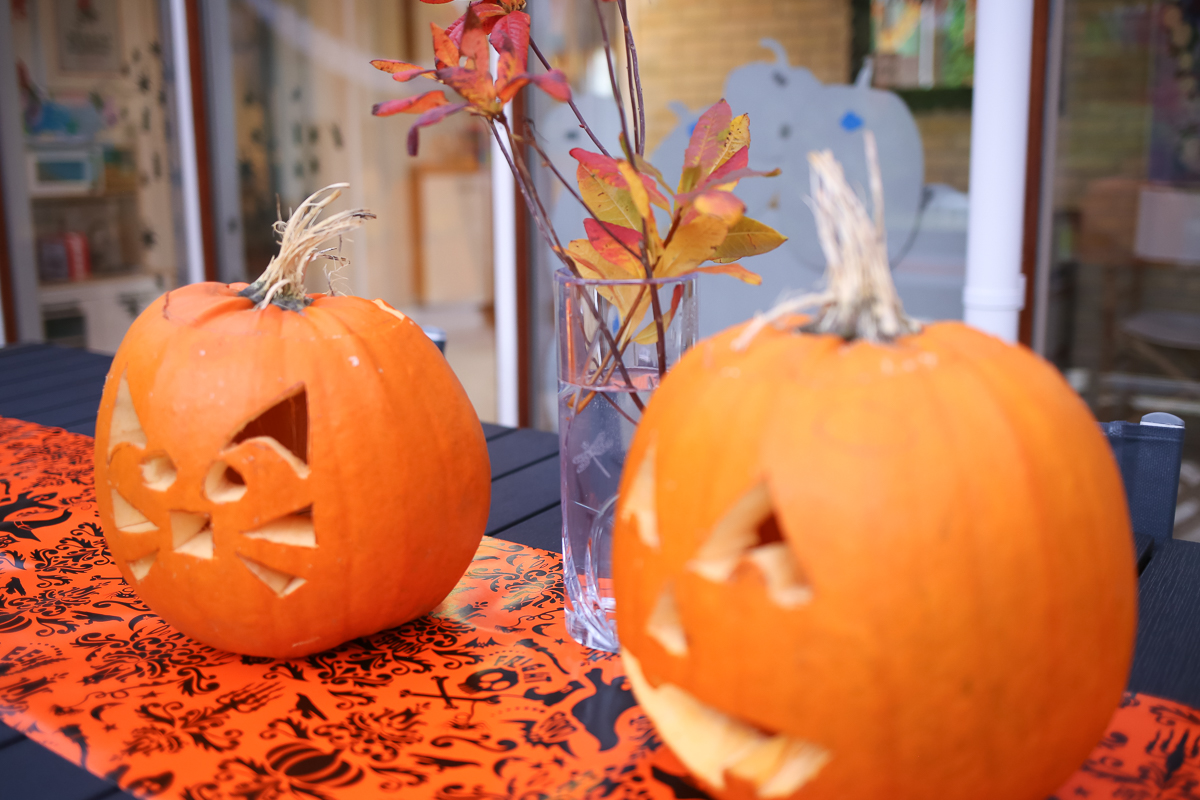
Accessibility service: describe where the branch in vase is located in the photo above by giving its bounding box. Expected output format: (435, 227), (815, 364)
(528, 37), (612, 158)
(590, 0), (634, 159)
(616, 0), (646, 157)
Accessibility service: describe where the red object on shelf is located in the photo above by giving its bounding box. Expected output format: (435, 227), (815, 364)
(0, 416), (1195, 800)
(36, 231), (91, 282)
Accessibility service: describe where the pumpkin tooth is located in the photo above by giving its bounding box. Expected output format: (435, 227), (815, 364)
(646, 581), (688, 656)
(238, 554), (306, 596)
(623, 649), (830, 797)
(171, 511), (215, 559)
(127, 551), (158, 581)
(621, 440), (659, 548)
(108, 373), (147, 456)
(243, 508), (316, 548)
(111, 489), (157, 534)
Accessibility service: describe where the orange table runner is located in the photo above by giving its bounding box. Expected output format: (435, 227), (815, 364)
(0, 417), (1194, 799)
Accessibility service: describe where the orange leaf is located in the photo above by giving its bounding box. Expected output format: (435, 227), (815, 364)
(430, 24), (460, 68)
(572, 149), (669, 210)
(436, 66), (497, 107)
(371, 59), (425, 75)
(696, 262), (762, 285)
(691, 190), (745, 226)
(372, 90), (450, 118)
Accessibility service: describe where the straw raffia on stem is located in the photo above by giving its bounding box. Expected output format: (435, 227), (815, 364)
(733, 132), (919, 350)
(240, 184), (376, 311)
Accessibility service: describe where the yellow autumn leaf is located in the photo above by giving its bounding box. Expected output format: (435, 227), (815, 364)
(713, 114), (750, 172)
(658, 214), (729, 278)
(577, 164), (643, 230)
(710, 216), (788, 264)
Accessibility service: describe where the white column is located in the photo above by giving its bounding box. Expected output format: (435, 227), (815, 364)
(168, 0), (206, 285)
(490, 51), (519, 427)
(963, 0), (1034, 342)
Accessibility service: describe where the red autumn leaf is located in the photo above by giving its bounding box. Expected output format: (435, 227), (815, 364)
(430, 24), (460, 68)
(499, 69), (572, 103)
(445, 1), (516, 45)
(458, 6), (491, 69)
(406, 101), (469, 155)
(584, 218), (644, 273)
(371, 90), (450, 118)
(418, 0), (456, 3)
(571, 149), (670, 209)
(371, 59), (424, 75)
(682, 100), (732, 182)
(491, 13), (530, 96)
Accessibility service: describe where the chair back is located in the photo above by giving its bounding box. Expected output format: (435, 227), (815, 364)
(1101, 412), (1186, 541)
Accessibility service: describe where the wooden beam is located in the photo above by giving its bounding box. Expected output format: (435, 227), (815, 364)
(1018, 0), (1052, 346)
(185, 0), (218, 282)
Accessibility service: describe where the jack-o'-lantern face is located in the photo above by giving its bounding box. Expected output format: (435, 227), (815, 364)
(612, 322), (1137, 800)
(94, 282), (490, 658)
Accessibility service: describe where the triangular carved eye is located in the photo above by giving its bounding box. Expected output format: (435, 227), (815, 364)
(688, 483), (811, 608)
(621, 441), (658, 548)
(232, 385), (309, 466)
(108, 373), (147, 456)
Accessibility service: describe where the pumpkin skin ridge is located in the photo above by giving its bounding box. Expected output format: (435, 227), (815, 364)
(94, 282), (490, 657)
(613, 320), (1136, 800)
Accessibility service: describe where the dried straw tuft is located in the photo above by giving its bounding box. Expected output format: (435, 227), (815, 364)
(733, 132), (919, 350)
(240, 184), (376, 311)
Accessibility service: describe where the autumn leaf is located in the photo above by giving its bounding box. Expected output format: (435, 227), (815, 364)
(617, 161), (651, 219)
(405, 102), (469, 155)
(710, 216), (787, 264)
(584, 218), (645, 276)
(631, 282), (685, 344)
(372, 90), (450, 117)
(658, 215), (729, 277)
(691, 190), (745, 226)
(491, 12), (530, 95)
(696, 262), (762, 285)
(370, 59), (432, 82)
(436, 66), (497, 107)
(431, 25), (459, 68)
(568, 239), (652, 334)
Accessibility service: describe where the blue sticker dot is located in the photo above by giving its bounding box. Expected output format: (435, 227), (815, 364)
(840, 111), (864, 132)
(687, 121), (698, 136)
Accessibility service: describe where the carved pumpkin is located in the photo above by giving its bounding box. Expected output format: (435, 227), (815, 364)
(612, 145), (1136, 800)
(93, 187), (490, 658)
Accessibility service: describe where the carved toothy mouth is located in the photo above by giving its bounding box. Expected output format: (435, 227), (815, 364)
(623, 650), (830, 798)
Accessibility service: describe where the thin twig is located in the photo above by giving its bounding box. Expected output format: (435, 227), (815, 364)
(491, 118), (647, 412)
(616, 0), (645, 156)
(598, 389), (639, 426)
(529, 37), (612, 158)
(591, 0), (633, 159)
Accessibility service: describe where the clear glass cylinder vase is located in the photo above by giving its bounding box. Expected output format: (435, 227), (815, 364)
(556, 268), (699, 651)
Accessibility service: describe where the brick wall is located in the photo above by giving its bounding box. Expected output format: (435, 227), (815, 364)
(915, 110), (972, 191)
(627, 0), (852, 152)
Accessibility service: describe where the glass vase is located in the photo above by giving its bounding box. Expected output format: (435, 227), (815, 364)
(556, 268), (699, 651)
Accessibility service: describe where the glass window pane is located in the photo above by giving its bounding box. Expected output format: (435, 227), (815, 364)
(5, 0), (187, 352)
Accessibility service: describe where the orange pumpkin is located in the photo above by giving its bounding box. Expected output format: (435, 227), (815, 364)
(93, 186), (490, 658)
(611, 146), (1136, 800)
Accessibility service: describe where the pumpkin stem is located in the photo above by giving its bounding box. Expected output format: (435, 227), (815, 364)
(239, 184), (376, 311)
(733, 132), (919, 349)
